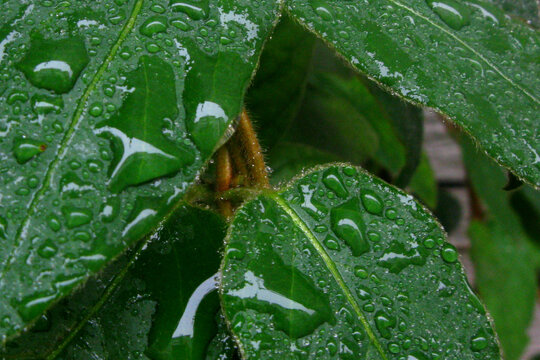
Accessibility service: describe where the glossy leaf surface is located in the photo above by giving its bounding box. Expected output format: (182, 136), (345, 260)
(3, 204), (232, 360)
(221, 164), (500, 359)
(286, 0), (540, 185)
(0, 0), (280, 340)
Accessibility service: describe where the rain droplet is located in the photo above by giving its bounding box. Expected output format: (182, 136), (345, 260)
(17, 35), (89, 93)
(425, 0), (471, 30)
(360, 189), (383, 215)
(170, 1), (209, 20)
(0, 216), (7, 239)
(139, 16), (168, 37)
(330, 199), (369, 256)
(31, 94), (64, 115)
(61, 206), (92, 228)
(322, 168), (348, 198)
(378, 241), (427, 273)
(441, 243), (458, 263)
(37, 239), (57, 259)
(12, 137), (47, 164)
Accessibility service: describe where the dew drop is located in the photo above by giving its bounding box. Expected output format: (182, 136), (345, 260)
(12, 137), (47, 164)
(170, 1), (209, 20)
(310, 0), (334, 21)
(375, 311), (396, 339)
(378, 241), (427, 273)
(17, 291), (57, 322)
(225, 253), (334, 338)
(330, 199), (369, 256)
(322, 168), (348, 198)
(48, 214), (61, 232)
(425, 0), (471, 30)
(31, 94), (64, 115)
(360, 189), (384, 215)
(7, 90), (29, 105)
(139, 15), (168, 37)
(17, 35), (89, 93)
(61, 206), (92, 228)
(324, 236), (340, 250)
(471, 333), (488, 351)
(37, 239), (57, 259)
(441, 243), (458, 263)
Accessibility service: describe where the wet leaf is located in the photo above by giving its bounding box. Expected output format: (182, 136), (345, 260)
(0, 0), (280, 340)
(221, 164), (500, 359)
(3, 204), (233, 360)
(286, 0), (540, 186)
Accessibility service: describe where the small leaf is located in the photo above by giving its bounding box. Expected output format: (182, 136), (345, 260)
(3, 204), (232, 360)
(286, 0), (540, 186)
(221, 164), (500, 359)
(0, 0), (280, 340)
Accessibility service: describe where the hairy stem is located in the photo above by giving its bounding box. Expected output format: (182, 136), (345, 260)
(237, 109), (270, 188)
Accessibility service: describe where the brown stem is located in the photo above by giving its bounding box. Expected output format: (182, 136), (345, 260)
(215, 146), (233, 217)
(236, 109), (270, 188)
(227, 135), (248, 188)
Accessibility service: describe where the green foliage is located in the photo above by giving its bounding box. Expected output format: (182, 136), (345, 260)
(1, 0), (538, 358)
(221, 165), (499, 359)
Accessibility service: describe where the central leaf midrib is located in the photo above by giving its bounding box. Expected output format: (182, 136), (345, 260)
(268, 193), (388, 360)
(2, 0), (145, 277)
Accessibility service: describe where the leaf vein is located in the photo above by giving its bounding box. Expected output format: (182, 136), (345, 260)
(269, 193), (388, 360)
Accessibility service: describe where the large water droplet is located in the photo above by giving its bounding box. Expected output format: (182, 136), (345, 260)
(61, 206), (92, 228)
(139, 15), (168, 37)
(330, 199), (369, 256)
(310, 0), (334, 21)
(187, 101), (229, 156)
(59, 172), (95, 197)
(378, 241), (427, 273)
(360, 189), (383, 215)
(12, 137), (47, 164)
(170, 0), (209, 20)
(122, 196), (164, 241)
(17, 291), (57, 322)
(37, 239), (58, 259)
(471, 331), (488, 351)
(31, 94), (64, 115)
(322, 168), (348, 198)
(375, 310), (396, 339)
(17, 35), (89, 93)
(95, 56), (194, 193)
(425, 0), (471, 30)
(226, 253), (334, 338)
(441, 243), (458, 263)
(298, 184), (328, 221)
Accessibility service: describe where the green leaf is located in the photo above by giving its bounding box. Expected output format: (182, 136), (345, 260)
(408, 153), (438, 209)
(0, 0), (280, 340)
(221, 164), (500, 359)
(286, 0), (540, 186)
(245, 14), (315, 150)
(469, 220), (536, 360)
(461, 138), (538, 359)
(3, 204), (232, 360)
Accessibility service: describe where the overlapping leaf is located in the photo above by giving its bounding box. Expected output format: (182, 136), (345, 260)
(0, 0), (280, 340)
(2, 204), (232, 360)
(221, 164), (500, 359)
(286, 0), (540, 186)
